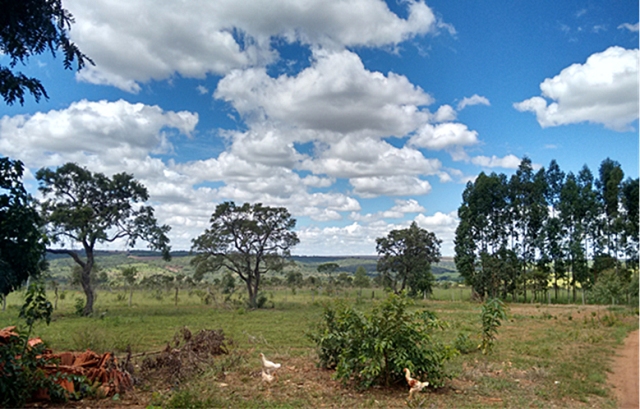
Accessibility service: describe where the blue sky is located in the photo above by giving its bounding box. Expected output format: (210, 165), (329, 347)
(0, 0), (637, 256)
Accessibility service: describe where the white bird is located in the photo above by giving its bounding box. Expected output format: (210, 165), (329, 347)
(260, 353), (281, 375)
(403, 368), (429, 399)
(261, 369), (275, 383)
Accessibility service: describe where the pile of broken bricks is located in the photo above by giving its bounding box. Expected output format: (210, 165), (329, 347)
(0, 326), (133, 401)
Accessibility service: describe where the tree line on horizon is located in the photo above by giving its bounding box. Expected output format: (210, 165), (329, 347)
(455, 157), (638, 303)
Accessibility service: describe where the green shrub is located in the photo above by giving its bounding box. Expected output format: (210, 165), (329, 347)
(479, 297), (508, 355)
(308, 293), (457, 390)
(74, 297), (85, 316)
(453, 332), (476, 354)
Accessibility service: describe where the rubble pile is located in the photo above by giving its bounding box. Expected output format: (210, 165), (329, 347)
(0, 325), (133, 401)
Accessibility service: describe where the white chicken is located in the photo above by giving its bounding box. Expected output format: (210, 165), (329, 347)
(260, 353), (281, 375)
(403, 368), (429, 399)
(261, 369), (275, 383)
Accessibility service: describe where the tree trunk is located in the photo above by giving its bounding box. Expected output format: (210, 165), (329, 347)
(247, 279), (256, 308)
(128, 287), (133, 307)
(81, 252), (95, 316)
(81, 267), (94, 316)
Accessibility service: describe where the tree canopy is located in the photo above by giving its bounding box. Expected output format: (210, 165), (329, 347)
(0, 157), (46, 296)
(376, 221), (441, 296)
(0, 0), (92, 105)
(191, 202), (299, 308)
(36, 163), (171, 315)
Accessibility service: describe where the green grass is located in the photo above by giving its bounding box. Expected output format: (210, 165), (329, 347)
(0, 286), (636, 408)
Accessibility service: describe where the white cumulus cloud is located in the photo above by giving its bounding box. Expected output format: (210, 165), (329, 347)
(66, 0), (447, 92)
(514, 46), (639, 131)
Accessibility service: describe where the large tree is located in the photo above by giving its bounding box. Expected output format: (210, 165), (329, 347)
(376, 221), (441, 296)
(0, 0), (92, 105)
(36, 163), (171, 315)
(191, 202), (299, 308)
(0, 157), (46, 296)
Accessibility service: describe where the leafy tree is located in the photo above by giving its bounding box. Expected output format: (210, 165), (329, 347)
(191, 202), (299, 308)
(120, 266), (138, 307)
(0, 157), (47, 296)
(36, 163), (171, 315)
(286, 269), (303, 293)
(353, 266), (370, 288)
(376, 222), (441, 297)
(0, 0), (92, 105)
(317, 262), (339, 280)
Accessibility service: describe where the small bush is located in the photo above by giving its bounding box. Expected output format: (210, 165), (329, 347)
(308, 292), (457, 390)
(74, 298), (85, 316)
(454, 332), (476, 354)
(479, 297), (508, 355)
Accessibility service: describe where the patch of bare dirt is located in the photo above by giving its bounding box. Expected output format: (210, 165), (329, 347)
(608, 329), (639, 409)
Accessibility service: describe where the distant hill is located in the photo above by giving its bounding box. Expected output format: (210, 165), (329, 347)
(45, 251), (459, 282)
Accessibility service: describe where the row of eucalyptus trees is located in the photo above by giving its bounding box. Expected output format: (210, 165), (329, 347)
(454, 157), (638, 302)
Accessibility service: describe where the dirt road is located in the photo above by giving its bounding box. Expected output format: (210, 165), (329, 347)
(609, 329), (639, 409)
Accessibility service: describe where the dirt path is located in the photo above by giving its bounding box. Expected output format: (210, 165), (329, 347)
(609, 329), (639, 409)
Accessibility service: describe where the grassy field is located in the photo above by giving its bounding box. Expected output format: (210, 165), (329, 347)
(0, 286), (637, 408)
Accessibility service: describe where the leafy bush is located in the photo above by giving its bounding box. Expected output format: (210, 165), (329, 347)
(308, 293), (457, 390)
(588, 269), (632, 305)
(453, 332), (476, 354)
(479, 297), (507, 354)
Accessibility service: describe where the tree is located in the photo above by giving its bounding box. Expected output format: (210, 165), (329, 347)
(317, 262), (339, 279)
(191, 202), (299, 308)
(353, 266), (370, 289)
(596, 158), (624, 258)
(509, 158), (548, 302)
(620, 177), (639, 266)
(0, 157), (47, 296)
(376, 222), (441, 296)
(0, 0), (92, 105)
(36, 163), (171, 315)
(120, 266), (138, 307)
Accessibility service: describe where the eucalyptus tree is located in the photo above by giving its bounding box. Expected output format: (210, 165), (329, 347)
(577, 165), (599, 261)
(508, 158), (547, 302)
(596, 158), (624, 259)
(454, 172), (511, 298)
(558, 172), (590, 301)
(191, 202), (299, 308)
(543, 160), (566, 301)
(620, 177), (639, 266)
(376, 221), (441, 296)
(0, 157), (47, 296)
(36, 163), (171, 315)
